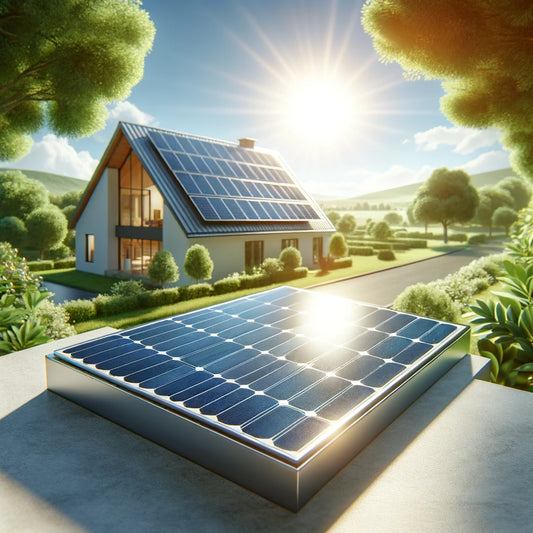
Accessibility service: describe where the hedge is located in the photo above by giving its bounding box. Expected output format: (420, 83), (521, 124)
(239, 273), (271, 289)
(348, 246), (374, 256)
(179, 283), (212, 301)
(213, 276), (241, 294)
(54, 258), (76, 269)
(63, 299), (97, 323)
(137, 288), (181, 308)
(27, 260), (54, 271)
(468, 234), (488, 245)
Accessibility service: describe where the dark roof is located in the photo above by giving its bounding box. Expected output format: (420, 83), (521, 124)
(72, 122), (335, 238)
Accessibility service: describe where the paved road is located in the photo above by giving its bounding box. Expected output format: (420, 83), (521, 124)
(312, 242), (505, 307)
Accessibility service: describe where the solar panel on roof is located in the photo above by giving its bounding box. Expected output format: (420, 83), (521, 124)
(147, 130), (320, 223)
(47, 286), (469, 510)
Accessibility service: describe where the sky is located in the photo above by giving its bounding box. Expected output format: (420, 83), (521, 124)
(6, 0), (511, 199)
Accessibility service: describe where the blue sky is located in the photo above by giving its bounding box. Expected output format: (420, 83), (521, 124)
(8, 0), (510, 198)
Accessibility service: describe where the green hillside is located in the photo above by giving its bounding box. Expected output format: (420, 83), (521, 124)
(0, 168), (88, 195)
(321, 167), (520, 210)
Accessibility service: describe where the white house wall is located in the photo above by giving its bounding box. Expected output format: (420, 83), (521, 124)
(75, 168), (118, 275)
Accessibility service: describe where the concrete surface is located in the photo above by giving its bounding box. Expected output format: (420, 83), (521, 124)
(1, 329), (532, 533)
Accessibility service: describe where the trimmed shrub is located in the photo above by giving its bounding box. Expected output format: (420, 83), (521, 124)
(448, 233), (467, 242)
(148, 249), (179, 287)
(392, 238), (427, 248)
(45, 244), (71, 260)
(109, 280), (146, 297)
(468, 233), (487, 245)
(27, 260), (54, 271)
(331, 258), (353, 269)
(184, 244), (213, 283)
(179, 283), (212, 301)
(348, 246), (374, 256)
(377, 249), (396, 261)
(239, 273), (270, 289)
(93, 294), (139, 316)
(261, 257), (281, 277)
(53, 258), (76, 269)
(279, 246), (302, 270)
(328, 232), (348, 258)
(393, 283), (459, 322)
(213, 276), (241, 295)
(137, 288), (181, 308)
(63, 299), (97, 323)
(273, 266), (308, 282)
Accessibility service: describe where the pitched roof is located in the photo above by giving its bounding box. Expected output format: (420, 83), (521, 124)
(72, 122), (335, 237)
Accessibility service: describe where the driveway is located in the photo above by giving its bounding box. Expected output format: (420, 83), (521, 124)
(311, 242), (505, 307)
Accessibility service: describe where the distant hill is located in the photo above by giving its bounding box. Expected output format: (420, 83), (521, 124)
(320, 167), (520, 210)
(0, 168), (88, 196)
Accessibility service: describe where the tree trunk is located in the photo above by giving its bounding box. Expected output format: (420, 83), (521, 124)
(442, 222), (448, 244)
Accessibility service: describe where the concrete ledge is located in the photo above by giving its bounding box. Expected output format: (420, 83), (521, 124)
(1, 332), (532, 532)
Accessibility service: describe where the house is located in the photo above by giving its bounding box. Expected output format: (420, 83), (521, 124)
(71, 122), (335, 284)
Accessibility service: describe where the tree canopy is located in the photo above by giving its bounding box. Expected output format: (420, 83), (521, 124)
(411, 168), (479, 242)
(476, 186), (513, 236)
(362, 1), (533, 180)
(0, 0), (155, 160)
(25, 205), (68, 259)
(147, 250), (179, 288)
(0, 170), (49, 219)
(184, 244), (214, 284)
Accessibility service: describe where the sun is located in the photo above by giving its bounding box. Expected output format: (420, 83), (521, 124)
(286, 77), (357, 146)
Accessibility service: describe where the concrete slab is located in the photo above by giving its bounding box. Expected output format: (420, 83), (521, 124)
(1, 330), (532, 532)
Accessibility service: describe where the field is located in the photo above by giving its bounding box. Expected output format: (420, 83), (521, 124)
(0, 168), (88, 195)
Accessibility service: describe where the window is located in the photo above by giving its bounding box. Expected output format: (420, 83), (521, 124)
(245, 241), (264, 272)
(120, 238), (162, 275)
(85, 234), (95, 263)
(119, 152), (164, 227)
(313, 237), (323, 263)
(281, 238), (298, 250)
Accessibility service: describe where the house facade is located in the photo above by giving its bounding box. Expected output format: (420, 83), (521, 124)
(72, 122), (335, 285)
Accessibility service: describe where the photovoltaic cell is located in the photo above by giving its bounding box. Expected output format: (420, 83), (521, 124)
(52, 286), (468, 466)
(147, 129), (320, 222)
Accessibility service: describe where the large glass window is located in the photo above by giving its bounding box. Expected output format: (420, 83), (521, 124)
(119, 152), (164, 227)
(120, 238), (162, 275)
(85, 234), (95, 263)
(313, 237), (323, 263)
(245, 241), (264, 272)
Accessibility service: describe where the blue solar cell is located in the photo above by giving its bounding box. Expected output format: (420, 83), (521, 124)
(127, 320), (179, 340)
(223, 198), (247, 219)
(183, 381), (240, 409)
(265, 368), (323, 400)
(200, 387), (254, 416)
(232, 179), (251, 197)
(217, 159), (235, 177)
(218, 177), (240, 196)
(190, 139), (211, 157)
(183, 340), (244, 368)
(83, 343), (147, 366)
(285, 340), (333, 364)
(274, 416), (330, 451)
(235, 359), (288, 385)
(368, 336), (413, 359)
(204, 347), (260, 374)
(194, 174), (216, 195)
(207, 177), (229, 195)
(221, 353), (277, 379)
(164, 133), (184, 152)
(191, 196), (219, 220)
(393, 342), (432, 364)
(346, 330), (388, 352)
(166, 335), (224, 359)
(175, 172), (201, 194)
(178, 136), (199, 154)
(397, 318), (437, 339)
(216, 144), (231, 160)
(248, 360), (300, 391)
(64, 335), (124, 358)
(170, 376), (225, 402)
(362, 363), (405, 388)
(202, 316), (243, 334)
(191, 155), (211, 174)
(176, 153), (198, 173)
(252, 331), (294, 351)
(233, 325), (281, 346)
(124, 360), (183, 384)
(242, 405), (304, 439)
(420, 323), (456, 344)
(152, 330), (206, 352)
(316, 385), (374, 421)
(149, 131), (170, 150)
(110, 353), (171, 377)
(376, 313), (416, 333)
(261, 202), (281, 219)
(217, 320), (263, 341)
(249, 201), (269, 219)
(253, 181), (270, 197)
(290, 376), (351, 411)
(160, 150), (185, 172)
(95, 348), (159, 371)
(131, 323), (189, 345)
(155, 370), (212, 397)
(267, 335), (308, 357)
(139, 364), (195, 390)
(311, 347), (359, 372)
(204, 157), (222, 175)
(336, 355), (383, 381)
(217, 394), (278, 426)
(208, 197), (234, 219)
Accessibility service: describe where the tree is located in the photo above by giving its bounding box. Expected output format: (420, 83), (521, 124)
(184, 244), (214, 284)
(51, 190), (84, 209)
(384, 212), (402, 226)
(410, 168), (479, 243)
(371, 221), (392, 241)
(328, 232), (348, 258)
(362, 1), (533, 181)
(0, 170), (49, 219)
(0, 216), (26, 248)
(337, 213), (356, 234)
(0, 0), (155, 160)
(25, 205), (68, 259)
(147, 250), (179, 288)
(492, 206), (518, 235)
(326, 210), (341, 226)
(497, 177), (531, 211)
(411, 195), (436, 233)
(476, 186), (513, 236)
(279, 246), (302, 271)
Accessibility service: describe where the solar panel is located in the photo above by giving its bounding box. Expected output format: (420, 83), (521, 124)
(46, 286), (469, 510)
(147, 130), (320, 223)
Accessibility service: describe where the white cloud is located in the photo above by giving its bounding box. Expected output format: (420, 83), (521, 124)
(414, 126), (501, 155)
(5, 134), (98, 180)
(108, 100), (156, 126)
(457, 150), (510, 174)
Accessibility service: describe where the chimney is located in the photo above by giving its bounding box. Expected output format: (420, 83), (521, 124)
(238, 137), (256, 149)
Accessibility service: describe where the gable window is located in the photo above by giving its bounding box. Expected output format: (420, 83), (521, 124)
(245, 241), (264, 272)
(281, 238), (298, 250)
(119, 152), (164, 227)
(313, 237), (323, 263)
(85, 234), (95, 263)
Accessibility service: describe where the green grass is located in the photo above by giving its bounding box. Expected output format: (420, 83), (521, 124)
(38, 269), (117, 294)
(69, 243), (464, 333)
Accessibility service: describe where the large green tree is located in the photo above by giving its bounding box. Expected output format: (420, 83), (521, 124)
(0, 0), (155, 160)
(362, 1), (533, 180)
(497, 176), (531, 211)
(411, 168), (479, 243)
(476, 186), (513, 237)
(0, 170), (48, 219)
(25, 205), (68, 259)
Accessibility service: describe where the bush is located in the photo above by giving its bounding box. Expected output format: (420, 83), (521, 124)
(448, 233), (467, 242)
(328, 232), (348, 258)
(45, 244), (71, 260)
(93, 294), (139, 316)
(147, 249), (179, 287)
(178, 283), (212, 301)
(63, 299), (97, 323)
(53, 258), (76, 269)
(239, 273), (271, 289)
(377, 250), (396, 261)
(27, 260), (54, 272)
(348, 246), (374, 256)
(183, 244), (213, 283)
(137, 288), (181, 308)
(393, 283), (459, 322)
(36, 299), (76, 339)
(279, 246), (302, 270)
(261, 257), (281, 277)
(213, 276), (241, 295)
(109, 280), (146, 297)
(468, 233), (487, 245)
(371, 221), (392, 241)
(273, 266), (308, 282)
(331, 257), (353, 269)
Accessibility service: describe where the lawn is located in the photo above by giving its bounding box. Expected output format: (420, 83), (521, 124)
(63, 242), (465, 333)
(38, 268), (120, 294)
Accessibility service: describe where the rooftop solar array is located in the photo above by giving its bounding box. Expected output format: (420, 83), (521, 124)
(51, 286), (468, 466)
(148, 130), (321, 223)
